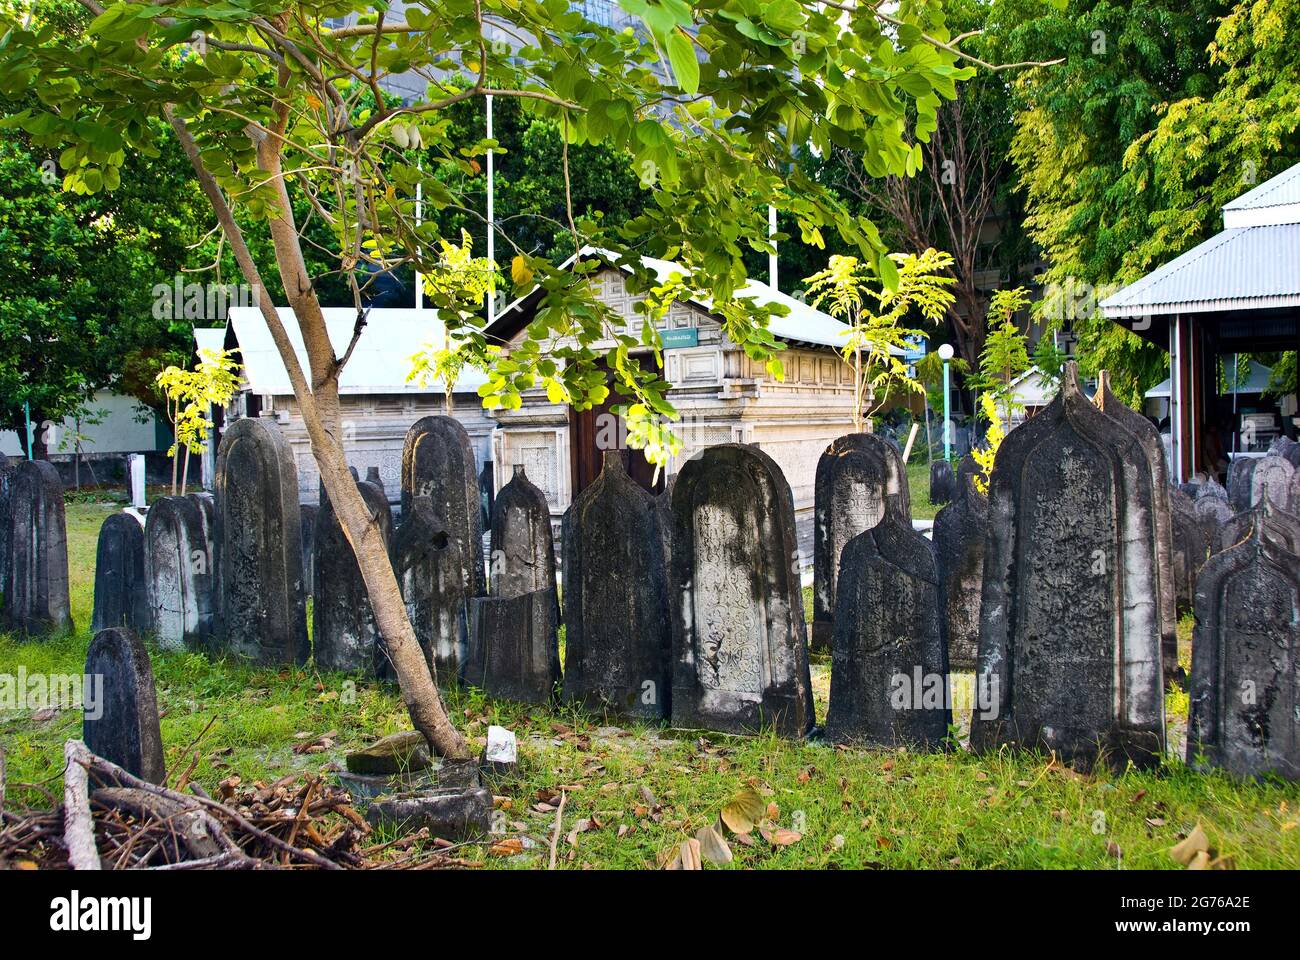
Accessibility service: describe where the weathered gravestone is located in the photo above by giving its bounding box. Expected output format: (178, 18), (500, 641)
(2, 460), (72, 635)
(464, 591), (560, 704)
(1220, 497), (1300, 555)
(971, 365), (1165, 771)
(1251, 455), (1295, 511)
(490, 465), (559, 602)
(313, 480), (393, 675)
(671, 444), (814, 738)
(365, 466), (385, 496)
(1196, 478), (1229, 504)
(402, 416), (486, 599)
(929, 459), (956, 506)
(91, 512), (148, 633)
(1187, 524), (1300, 780)
(1227, 457), (1257, 514)
(812, 433), (911, 650)
(825, 514), (949, 748)
(1170, 488), (1210, 614)
(956, 454), (981, 494)
(214, 417), (307, 665)
(932, 467), (987, 671)
(393, 495), (468, 684)
(299, 503), (317, 599)
(562, 451), (671, 719)
(1094, 371), (1179, 684)
(0, 456), (12, 614)
(1195, 494), (1234, 547)
(145, 495), (217, 650)
(1276, 437), (1300, 469)
(83, 627), (165, 783)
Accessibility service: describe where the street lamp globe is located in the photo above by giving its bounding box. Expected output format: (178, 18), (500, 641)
(937, 343), (954, 361)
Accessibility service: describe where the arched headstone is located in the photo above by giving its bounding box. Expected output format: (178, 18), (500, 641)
(929, 459), (956, 506)
(1195, 478), (1228, 503)
(313, 480), (393, 675)
(1250, 455), (1295, 511)
(562, 451), (671, 719)
(1219, 497), (1300, 555)
(401, 416), (486, 599)
(825, 514), (949, 747)
(92, 512), (148, 633)
(971, 365), (1165, 771)
(214, 417), (307, 665)
(1188, 525), (1300, 780)
(145, 495), (217, 650)
(670, 444), (813, 738)
(2, 460), (71, 635)
(812, 433), (910, 650)
(83, 627), (165, 783)
(1227, 457), (1257, 514)
(1169, 488), (1208, 614)
(393, 496), (468, 684)
(490, 465), (558, 599)
(932, 469), (987, 671)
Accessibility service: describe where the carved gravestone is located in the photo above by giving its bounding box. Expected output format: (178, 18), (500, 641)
(313, 480), (393, 675)
(0, 456), (12, 614)
(825, 515), (949, 748)
(1251, 455), (1295, 511)
(932, 469), (987, 671)
(562, 452), (671, 719)
(299, 503), (317, 599)
(1227, 457), (1257, 514)
(402, 416), (486, 600)
(971, 365), (1165, 771)
(671, 444), (814, 738)
(929, 459), (956, 506)
(1194, 494), (1234, 548)
(145, 495), (217, 650)
(1188, 525), (1300, 779)
(1169, 488), (1209, 613)
(2, 460), (72, 635)
(956, 454), (981, 494)
(812, 433), (911, 650)
(1094, 371), (1179, 685)
(464, 591), (560, 704)
(1220, 498), (1300, 555)
(393, 496), (468, 684)
(490, 465), (558, 600)
(214, 417), (307, 665)
(1279, 438), (1300, 469)
(83, 627), (165, 783)
(1196, 478), (1229, 504)
(91, 512), (148, 633)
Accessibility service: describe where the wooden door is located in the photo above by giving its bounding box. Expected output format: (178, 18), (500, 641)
(569, 362), (664, 498)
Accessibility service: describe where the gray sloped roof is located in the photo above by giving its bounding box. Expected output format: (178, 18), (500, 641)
(1224, 162), (1300, 212)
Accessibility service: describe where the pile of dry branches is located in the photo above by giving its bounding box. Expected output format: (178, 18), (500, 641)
(0, 740), (477, 870)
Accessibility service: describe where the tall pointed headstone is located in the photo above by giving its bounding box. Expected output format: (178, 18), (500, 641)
(2, 460), (71, 635)
(92, 512), (148, 633)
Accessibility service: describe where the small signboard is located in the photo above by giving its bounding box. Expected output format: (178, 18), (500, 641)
(658, 327), (699, 349)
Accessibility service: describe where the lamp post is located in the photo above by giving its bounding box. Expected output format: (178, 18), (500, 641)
(937, 343), (954, 462)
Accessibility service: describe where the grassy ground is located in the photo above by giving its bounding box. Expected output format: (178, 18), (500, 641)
(2, 501), (1298, 869)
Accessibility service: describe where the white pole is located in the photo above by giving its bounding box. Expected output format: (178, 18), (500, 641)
(487, 94), (496, 321)
(767, 204), (777, 288)
(415, 174), (423, 311)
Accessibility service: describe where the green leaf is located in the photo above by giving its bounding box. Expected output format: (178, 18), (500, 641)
(666, 30), (699, 95)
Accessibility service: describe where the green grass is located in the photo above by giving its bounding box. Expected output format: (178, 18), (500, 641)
(906, 457), (939, 520)
(3, 502), (1298, 869)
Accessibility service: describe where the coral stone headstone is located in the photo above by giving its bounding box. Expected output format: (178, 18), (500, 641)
(931, 470), (987, 671)
(671, 444), (813, 738)
(145, 495), (217, 651)
(83, 627), (165, 783)
(971, 365), (1165, 771)
(1219, 498), (1300, 555)
(91, 512), (148, 633)
(313, 480), (393, 675)
(214, 417), (307, 665)
(562, 452), (671, 719)
(1251, 455), (1295, 511)
(393, 495), (468, 684)
(2, 460), (72, 635)
(401, 416), (486, 599)
(825, 515), (949, 748)
(929, 459), (956, 506)
(1188, 525), (1300, 780)
(490, 465), (558, 598)
(1169, 488), (1209, 614)
(1227, 458), (1257, 514)
(812, 434), (911, 650)
(464, 590), (560, 704)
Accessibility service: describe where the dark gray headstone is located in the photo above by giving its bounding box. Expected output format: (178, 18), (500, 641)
(1194, 494), (1234, 548)
(145, 495), (217, 651)
(1195, 478), (1228, 503)
(812, 433), (911, 650)
(2, 460), (71, 635)
(1188, 524), (1300, 780)
(670, 444), (813, 738)
(929, 459), (956, 506)
(1169, 488), (1209, 614)
(490, 465), (558, 600)
(478, 461), (494, 535)
(402, 416), (486, 599)
(313, 480), (393, 675)
(825, 515), (949, 748)
(299, 503), (317, 599)
(562, 451), (671, 719)
(464, 590), (560, 704)
(1094, 372), (1179, 684)
(393, 495), (468, 685)
(956, 454), (981, 495)
(1251, 455), (1295, 511)
(84, 627), (165, 783)
(1278, 437), (1300, 469)
(971, 365), (1165, 771)
(214, 417), (307, 665)
(932, 473), (987, 672)
(92, 512), (148, 633)
(0, 456), (12, 614)
(365, 466), (385, 495)
(1219, 498), (1300, 556)
(1227, 457), (1257, 514)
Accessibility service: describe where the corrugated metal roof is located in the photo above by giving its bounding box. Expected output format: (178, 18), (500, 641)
(1145, 358), (1272, 399)
(1099, 223), (1300, 318)
(225, 307), (490, 395)
(1224, 162), (1300, 212)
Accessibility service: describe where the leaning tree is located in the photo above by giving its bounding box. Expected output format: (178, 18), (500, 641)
(0, 0), (1027, 755)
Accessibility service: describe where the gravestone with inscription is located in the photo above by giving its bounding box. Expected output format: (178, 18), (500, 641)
(1251, 455), (1295, 511)
(1094, 371), (1179, 683)
(1188, 524), (1300, 780)
(1195, 494), (1234, 546)
(490, 465), (558, 602)
(932, 468), (987, 671)
(1227, 458), (1257, 514)
(83, 627), (165, 783)
(91, 512), (148, 633)
(1219, 497), (1300, 555)
(2, 460), (71, 635)
(671, 444), (814, 738)
(464, 590), (560, 704)
(825, 514), (949, 748)
(562, 452), (671, 719)
(1169, 488), (1209, 614)
(214, 417), (307, 665)
(971, 365), (1165, 771)
(393, 495), (468, 684)
(812, 433), (911, 650)
(145, 495), (217, 650)
(314, 480), (393, 675)
(402, 416), (486, 599)
(929, 459), (956, 506)
(1196, 478), (1229, 504)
